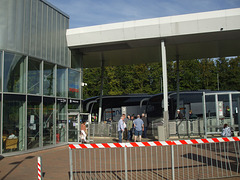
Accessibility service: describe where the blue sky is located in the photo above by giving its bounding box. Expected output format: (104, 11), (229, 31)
(46, 0), (240, 28)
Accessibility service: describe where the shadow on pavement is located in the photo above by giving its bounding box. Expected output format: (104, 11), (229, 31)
(1, 156), (35, 180)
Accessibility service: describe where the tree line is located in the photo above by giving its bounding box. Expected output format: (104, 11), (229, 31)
(83, 57), (240, 99)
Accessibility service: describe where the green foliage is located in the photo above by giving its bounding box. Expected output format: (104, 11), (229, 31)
(83, 57), (240, 99)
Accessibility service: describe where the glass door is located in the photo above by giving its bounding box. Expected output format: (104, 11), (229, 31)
(68, 113), (80, 142)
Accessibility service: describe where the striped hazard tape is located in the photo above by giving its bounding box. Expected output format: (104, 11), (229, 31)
(69, 137), (240, 149)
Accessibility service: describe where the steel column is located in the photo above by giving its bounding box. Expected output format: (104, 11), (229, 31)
(161, 40), (169, 139)
(98, 54), (105, 123)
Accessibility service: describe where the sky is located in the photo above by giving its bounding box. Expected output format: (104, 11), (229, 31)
(46, 0), (240, 29)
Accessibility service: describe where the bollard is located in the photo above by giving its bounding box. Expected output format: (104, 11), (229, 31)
(38, 156), (42, 180)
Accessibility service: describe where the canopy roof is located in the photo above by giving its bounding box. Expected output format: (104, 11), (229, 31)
(67, 8), (240, 68)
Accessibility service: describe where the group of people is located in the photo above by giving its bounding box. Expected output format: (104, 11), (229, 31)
(118, 113), (148, 143)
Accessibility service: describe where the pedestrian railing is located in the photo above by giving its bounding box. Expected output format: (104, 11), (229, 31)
(88, 123), (119, 139)
(69, 137), (240, 180)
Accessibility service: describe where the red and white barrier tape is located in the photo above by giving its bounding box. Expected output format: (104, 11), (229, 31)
(69, 137), (240, 149)
(38, 156), (42, 180)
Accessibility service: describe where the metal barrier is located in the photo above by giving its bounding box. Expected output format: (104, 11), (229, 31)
(69, 137), (240, 180)
(89, 122), (119, 139)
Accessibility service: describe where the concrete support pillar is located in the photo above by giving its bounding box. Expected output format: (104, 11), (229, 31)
(98, 54), (105, 123)
(161, 40), (169, 139)
(176, 55), (180, 110)
(79, 54), (83, 113)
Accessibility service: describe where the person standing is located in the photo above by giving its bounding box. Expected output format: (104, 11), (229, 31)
(176, 109), (183, 119)
(142, 113), (148, 138)
(80, 121), (87, 143)
(189, 110), (197, 119)
(122, 114), (128, 139)
(118, 116), (125, 143)
(221, 124), (232, 137)
(127, 116), (133, 141)
(133, 115), (144, 142)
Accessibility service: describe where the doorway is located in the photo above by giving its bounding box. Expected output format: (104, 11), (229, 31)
(68, 113), (80, 142)
(68, 112), (91, 142)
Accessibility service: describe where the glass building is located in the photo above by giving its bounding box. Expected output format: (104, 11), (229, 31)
(0, 0), (83, 154)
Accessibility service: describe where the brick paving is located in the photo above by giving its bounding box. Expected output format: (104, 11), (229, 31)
(0, 145), (69, 180)
(0, 138), (239, 180)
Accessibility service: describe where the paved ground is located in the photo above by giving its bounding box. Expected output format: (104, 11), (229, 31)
(0, 137), (239, 180)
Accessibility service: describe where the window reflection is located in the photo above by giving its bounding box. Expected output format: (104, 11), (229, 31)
(57, 98), (67, 143)
(27, 96), (41, 149)
(68, 69), (80, 98)
(4, 52), (26, 93)
(43, 62), (55, 96)
(57, 66), (67, 97)
(43, 97), (54, 146)
(28, 59), (41, 94)
(0, 51), (2, 91)
(3, 94), (25, 153)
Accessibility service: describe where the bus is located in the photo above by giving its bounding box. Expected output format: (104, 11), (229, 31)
(146, 90), (240, 124)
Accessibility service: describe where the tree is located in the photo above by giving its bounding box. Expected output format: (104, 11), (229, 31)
(199, 58), (217, 90)
(83, 67), (101, 99)
(83, 57), (240, 99)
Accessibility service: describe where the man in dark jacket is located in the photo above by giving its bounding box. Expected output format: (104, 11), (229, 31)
(176, 109), (183, 119)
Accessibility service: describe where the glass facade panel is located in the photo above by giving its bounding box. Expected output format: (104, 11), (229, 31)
(56, 98), (67, 143)
(57, 66), (67, 97)
(68, 69), (80, 98)
(27, 96), (41, 149)
(0, 51), (2, 91)
(68, 114), (79, 142)
(43, 62), (55, 96)
(43, 97), (54, 146)
(3, 52), (26, 93)
(28, 59), (41, 94)
(68, 99), (80, 110)
(3, 94), (25, 153)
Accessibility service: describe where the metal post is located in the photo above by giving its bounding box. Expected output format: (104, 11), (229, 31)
(171, 145), (175, 180)
(98, 55), (105, 123)
(38, 156), (42, 180)
(124, 145), (128, 180)
(238, 97), (240, 136)
(69, 149), (73, 180)
(229, 93), (233, 126)
(176, 55), (180, 110)
(215, 94), (219, 132)
(202, 92), (207, 138)
(161, 40), (169, 139)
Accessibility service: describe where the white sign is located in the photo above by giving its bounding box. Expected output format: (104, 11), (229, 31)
(121, 106), (127, 115)
(30, 115), (35, 124)
(218, 101), (223, 117)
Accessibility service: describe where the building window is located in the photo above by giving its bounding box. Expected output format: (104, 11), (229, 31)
(28, 59), (41, 95)
(68, 99), (80, 110)
(56, 98), (67, 143)
(3, 52), (26, 93)
(3, 94), (26, 153)
(43, 97), (55, 146)
(68, 69), (80, 98)
(57, 66), (67, 97)
(0, 51), (2, 92)
(43, 62), (55, 96)
(27, 96), (41, 149)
